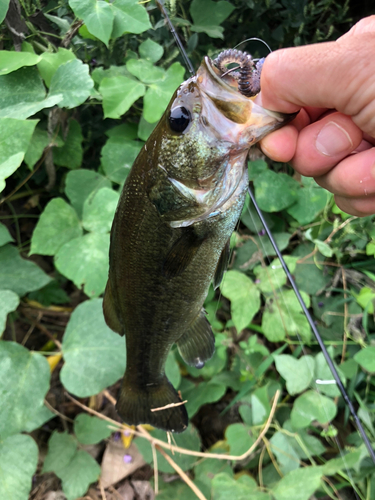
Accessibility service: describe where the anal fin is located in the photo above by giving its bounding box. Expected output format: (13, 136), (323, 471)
(177, 310), (215, 368)
(163, 228), (204, 279)
(103, 280), (123, 335)
(213, 238), (230, 290)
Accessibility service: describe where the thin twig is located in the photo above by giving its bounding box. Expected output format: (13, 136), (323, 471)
(151, 400), (187, 412)
(152, 443), (159, 495)
(341, 267), (348, 363)
(44, 399), (74, 423)
(99, 479), (107, 500)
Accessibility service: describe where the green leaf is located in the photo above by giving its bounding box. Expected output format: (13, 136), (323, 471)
(254, 170), (300, 212)
(138, 115), (157, 141)
(0, 434), (38, 500)
(355, 287), (375, 314)
(354, 346), (375, 373)
(212, 473), (267, 500)
(55, 232), (109, 297)
(143, 62), (185, 123)
(24, 126), (49, 170)
(99, 75), (145, 119)
(82, 187), (119, 233)
(23, 404), (55, 433)
(69, 0), (114, 46)
(0, 51), (41, 76)
(74, 414), (112, 444)
(0, 67), (62, 119)
(111, 0), (152, 38)
(248, 159), (268, 180)
(126, 58), (165, 83)
(291, 391), (337, 429)
(182, 379), (227, 417)
(30, 198), (82, 256)
(234, 233), (291, 270)
(43, 431), (77, 473)
(0, 289), (19, 337)
(220, 270), (260, 333)
(136, 425), (200, 473)
(0, 222), (13, 246)
(0, 341), (50, 438)
(225, 423), (255, 456)
(274, 355), (314, 395)
(272, 466), (323, 500)
(37, 48), (76, 87)
(262, 290), (311, 343)
(65, 169), (112, 218)
(270, 431), (300, 474)
(314, 239), (333, 257)
(92, 64), (132, 86)
(139, 39), (164, 63)
(312, 351), (344, 397)
(53, 119), (83, 169)
(286, 178), (330, 224)
(0, 0), (9, 24)
(0, 117), (38, 192)
(28, 280), (69, 307)
(60, 299), (126, 396)
(322, 446), (365, 475)
(0, 244), (51, 296)
(49, 59), (93, 109)
(254, 256), (298, 294)
(165, 350), (181, 388)
(101, 136), (142, 183)
(190, 0), (235, 38)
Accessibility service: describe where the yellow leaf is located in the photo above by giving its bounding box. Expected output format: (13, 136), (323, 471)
(47, 353), (62, 372)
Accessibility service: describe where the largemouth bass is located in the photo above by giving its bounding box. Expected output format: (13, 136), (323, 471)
(103, 51), (293, 432)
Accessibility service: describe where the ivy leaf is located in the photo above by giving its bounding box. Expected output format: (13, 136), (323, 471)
(212, 474), (266, 500)
(65, 169), (112, 218)
(274, 355), (314, 395)
(126, 59), (165, 83)
(37, 48), (76, 87)
(0, 289), (19, 337)
(23, 404), (55, 433)
(49, 59), (93, 109)
(354, 346), (375, 373)
(111, 0), (152, 38)
(254, 256), (298, 294)
(225, 423), (255, 456)
(220, 270), (260, 333)
(143, 62), (185, 123)
(28, 281), (69, 307)
(0, 434), (38, 500)
(82, 187), (119, 233)
(43, 431), (77, 473)
(0, 222), (13, 246)
(0, 341), (50, 438)
(182, 379), (227, 417)
(287, 178), (330, 225)
(53, 119), (83, 169)
(100, 76), (145, 119)
(0, 51), (41, 76)
(139, 39), (164, 63)
(0, 67), (62, 119)
(165, 350), (181, 388)
(69, 0), (114, 46)
(0, 117), (38, 192)
(272, 466), (323, 500)
(0, 0), (10, 24)
(101, 136), (142, 183)
(312, 351), (344, 397)
(270, 431), (300, 474)
(74, 414), (112, 444)
(60, 299), (126, 397)
(24, 126), (49, 170)
(30, 198), (82, 256)
(254, 170), (300, 212)
(55, 232), (110, 298)
(190, 0), (235, 39)
(291, 391), (337, 429)
(0, 244), (51, 295)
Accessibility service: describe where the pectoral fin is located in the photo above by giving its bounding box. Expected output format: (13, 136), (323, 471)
(103, 280), (123, 335)
(177, 310), (215, 368)
(163, 229), (204, 279)
(213, 238), (230, 290)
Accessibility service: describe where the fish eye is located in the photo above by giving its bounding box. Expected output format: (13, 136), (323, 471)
(169, 106), (191, 133)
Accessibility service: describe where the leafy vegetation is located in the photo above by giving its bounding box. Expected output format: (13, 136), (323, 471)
(1, 1), (374, 499)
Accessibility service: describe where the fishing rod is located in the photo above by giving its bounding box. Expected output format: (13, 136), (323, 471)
(156, 0), (375, 464)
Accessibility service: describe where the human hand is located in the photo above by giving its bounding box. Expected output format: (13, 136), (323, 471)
(259, 16), (375, 216)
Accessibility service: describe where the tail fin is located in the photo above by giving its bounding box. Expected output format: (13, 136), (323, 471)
(116, 375), (188, 433)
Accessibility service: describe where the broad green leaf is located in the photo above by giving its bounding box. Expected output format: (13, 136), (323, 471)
(0, 51), (41, 76)
(23, 404), (55, 433)
(272, 466), (323, 500)
(100, 76), (145, 119)
(138, 115), (157, 141)
(82, 187), (119, 233)
(354, 346), (375, 373)
(356, 287), (375, 314)
(254, 256), (298, 294)
(182, 379), (227, 417)
(0, 67), (62, 119)
(283, 420), (326, 459)
(44, 13), (71, 34)
(37, 48), (76, 87)
(0, 341), (50, 438)
(69, 0), (114, 46)
(0, 222), (13, 246)
(291, 391), (337, 429)
(194, 448), (233, 497)
(312, 351), (344, 397)
(0, 289), (19, 337)
(0, 117), (38, 192)
(53, 119), (83, 169)
(0, 434), (38, 500)
(274, 355), (314, 395)
(24, 126), (49, 169)
(220, 270), (260, 333)
(212, 473), (268, 500)
(234, 233), (291, 270)
(111, 0), (152, 38)
(28, 281), (69, 307)
(49, 59), (93, 109)
(74, 414), (112, 444)
(92, 64), (131, 85)
(143, 62), (185, 123)
(322, 446), (366, 475)
(0, 244), (51, 296)
(165, 350), (181, 388)
(225, 423), (255, 456)
(126, 58), (165, 83)
(30, 198), (82, 256)
(60, 299), (126, 396)
(65, 169), (112, 218)
(43, 431), (77, 473)
(262, 289), (311, 343)
(254, 170), (300, 212)
(55, 232), (110, 297)
(190, 0), (235, 39)
(156, 479), (201, 500)
(101, 136), (142, 183)
(248, 159), (268, 180)
(314, 239), (333, 257)
(294, 259), (330, 296)
(287, 178), (330, 224)
(270, 432), (300, 474)
(105, 122), (138, 140)
(139, 39), (164, 63)
(0, 0), (9, 24)
(136, 425), (200, 473)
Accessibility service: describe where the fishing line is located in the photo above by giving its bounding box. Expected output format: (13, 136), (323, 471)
(234, 37), (273, 55)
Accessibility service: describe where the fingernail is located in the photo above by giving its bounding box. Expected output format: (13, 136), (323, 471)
(315, 122), (353, 156)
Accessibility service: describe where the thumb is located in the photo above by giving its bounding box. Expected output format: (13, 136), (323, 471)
(260, 25), (375, 136)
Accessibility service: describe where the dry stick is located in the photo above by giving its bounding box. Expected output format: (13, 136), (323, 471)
(151, 400), (187, 412)
(98, 479), (107, 500)
(151, 442), (159, 495)
(155, 444), (207, 500)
